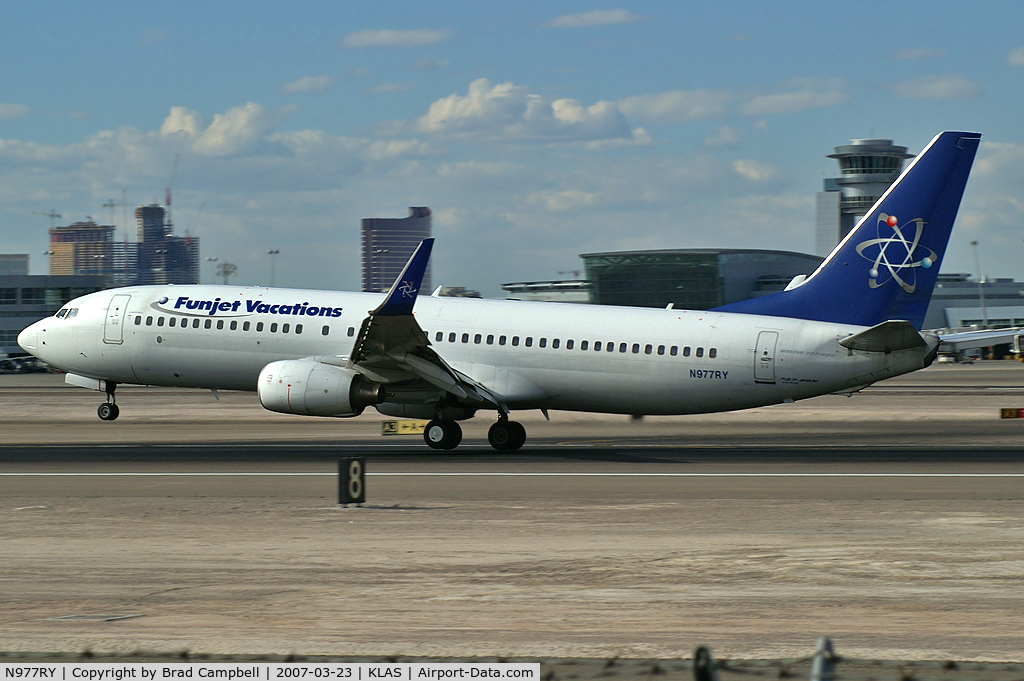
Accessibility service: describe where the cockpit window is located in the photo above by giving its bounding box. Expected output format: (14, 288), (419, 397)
(55, 307), (79, 319)
(67, 308), (78, 317)
(55, 308), (68, 319)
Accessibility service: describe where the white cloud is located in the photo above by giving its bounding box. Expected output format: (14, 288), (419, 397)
(732, 159), (780, 182)
(1008, 46), (1024, 67)
(616, 90), (734, 124)
(889, 47), (945, 61)
(416, 78), (636, 145)
(160, 103), (287, 157)
(410, 57), (449, 71)
(740, 79), (850, 116)
(704, 126), (741, 148)
(544, 9), (646, 28)
(0, 104), (31, 121)
(888, 74), (981, 100)
(342, 29), (452, 48)
(283, 75), (335, 94)
(370, 82), (414, 94)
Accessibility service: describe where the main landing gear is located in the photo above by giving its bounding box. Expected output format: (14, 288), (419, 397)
(422, 416), (527, 451)
(97, 382), (119, 421)
(488, 418), (526, 451)
(423, 419), (462, 450)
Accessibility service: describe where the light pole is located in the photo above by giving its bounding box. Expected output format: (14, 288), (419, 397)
(970, 240), (989, 327)
(267, 249), (280, 287)
(205, 257), (218, 285)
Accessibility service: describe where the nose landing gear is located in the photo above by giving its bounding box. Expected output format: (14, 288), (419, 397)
(97, 382), (119, 421)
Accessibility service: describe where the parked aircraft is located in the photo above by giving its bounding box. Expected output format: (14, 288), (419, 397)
(18, 131), (981, 450)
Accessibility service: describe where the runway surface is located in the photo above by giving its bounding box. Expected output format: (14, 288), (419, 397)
(2, 365), (1024, 665)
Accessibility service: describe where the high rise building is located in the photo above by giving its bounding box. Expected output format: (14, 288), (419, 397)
(361, 207), (432, 293)
(47, 207), (198, 287)
(134, 204), (200, 285)
(815, 139), (913, 257)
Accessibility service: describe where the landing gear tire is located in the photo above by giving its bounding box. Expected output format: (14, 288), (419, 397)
(488, 420), (526, 451)
(424, 419), (462, 450)
(97, 403), (120, 421)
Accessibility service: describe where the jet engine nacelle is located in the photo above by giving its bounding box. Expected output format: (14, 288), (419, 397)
(258, 360), (384, 417)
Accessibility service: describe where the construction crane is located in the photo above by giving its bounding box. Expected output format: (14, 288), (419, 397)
(166, 153), (180, 231)
(32, 210), (62, 229)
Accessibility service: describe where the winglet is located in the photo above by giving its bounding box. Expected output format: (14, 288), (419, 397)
(371, 238), (434, 316)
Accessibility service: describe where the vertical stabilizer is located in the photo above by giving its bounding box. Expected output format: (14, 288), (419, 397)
(714, 131), (981, 329)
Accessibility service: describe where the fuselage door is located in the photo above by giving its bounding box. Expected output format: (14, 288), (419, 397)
(754, 330), (778, 384)
(103, 294), (131, 345)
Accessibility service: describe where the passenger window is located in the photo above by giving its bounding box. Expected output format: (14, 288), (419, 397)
(134, 316), (142, 326)
(512, 336), (519, 347)
(193, 319), (200, 329)
(619, 343), (627, 353)
(670, 346), (678, 356)
(204, 319), (212, 329)
(487, 334), (494, 345)
(593, 341), (600, 351)
(217, 320), (224, 330)
(436, 331), (443, 342)
(347, 327), (355, 337)
(157, 317), (165, 327)
(474, 334), (481, 344)
(696, 347), (704, 358)
(581, 340), (589, 351)
(169, 317), (176, 328)
(525, 337), (533, 347)
(608, 343), (615, 352)
(257, 322), (264, 332)
(645, 344), (653, 355)
(565, 339), (572, 350)
(271, 323), (278, 333)
(295, 324), (302, 334)
(244, 321), (251, 332)
(146, 316), (153, 326)
(632, 343), (640, 354)
(321, 325), (328, 336)
(709, 347), (717, 358)
(683, 346), (691, 357)
(449, 332), (456, 343)
(230, 320), (237, 330)
(462, 333), (469, 343)
(658, 345), (665, 355)
(539, 338), (547, 348)
(499, 335), (507, 345)
(282, 323), (290, 333)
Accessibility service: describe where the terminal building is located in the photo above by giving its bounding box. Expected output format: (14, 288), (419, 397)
(361, 207), (432, 293)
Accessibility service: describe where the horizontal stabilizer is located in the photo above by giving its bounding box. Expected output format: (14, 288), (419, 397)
(839, 320), (926, 353)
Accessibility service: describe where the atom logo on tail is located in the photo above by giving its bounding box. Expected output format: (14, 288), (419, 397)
(855, 213), (937, 293)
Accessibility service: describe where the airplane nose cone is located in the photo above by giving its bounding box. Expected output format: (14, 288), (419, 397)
(18, 324), (39, 353)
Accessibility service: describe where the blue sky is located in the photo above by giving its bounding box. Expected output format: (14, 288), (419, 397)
(2, 0), (1023, 295)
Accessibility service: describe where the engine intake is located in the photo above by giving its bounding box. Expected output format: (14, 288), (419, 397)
(258, 360), (383, 417)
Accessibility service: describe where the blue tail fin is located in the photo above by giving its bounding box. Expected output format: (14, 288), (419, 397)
(714, 131), (981, 329)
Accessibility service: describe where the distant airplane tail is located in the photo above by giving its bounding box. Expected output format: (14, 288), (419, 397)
(714, 131), (981, 329)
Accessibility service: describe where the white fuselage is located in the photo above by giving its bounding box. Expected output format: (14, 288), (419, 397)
(18, 285), (935, 416)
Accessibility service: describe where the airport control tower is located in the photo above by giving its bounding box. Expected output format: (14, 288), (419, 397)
(815, 138), (914, 257)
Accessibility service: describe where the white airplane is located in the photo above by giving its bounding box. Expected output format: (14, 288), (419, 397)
(19, 131), (981, 451)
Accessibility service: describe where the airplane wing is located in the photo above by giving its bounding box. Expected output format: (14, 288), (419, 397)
(936, 327), (1024, 353)
(346, 239), (507, 414)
